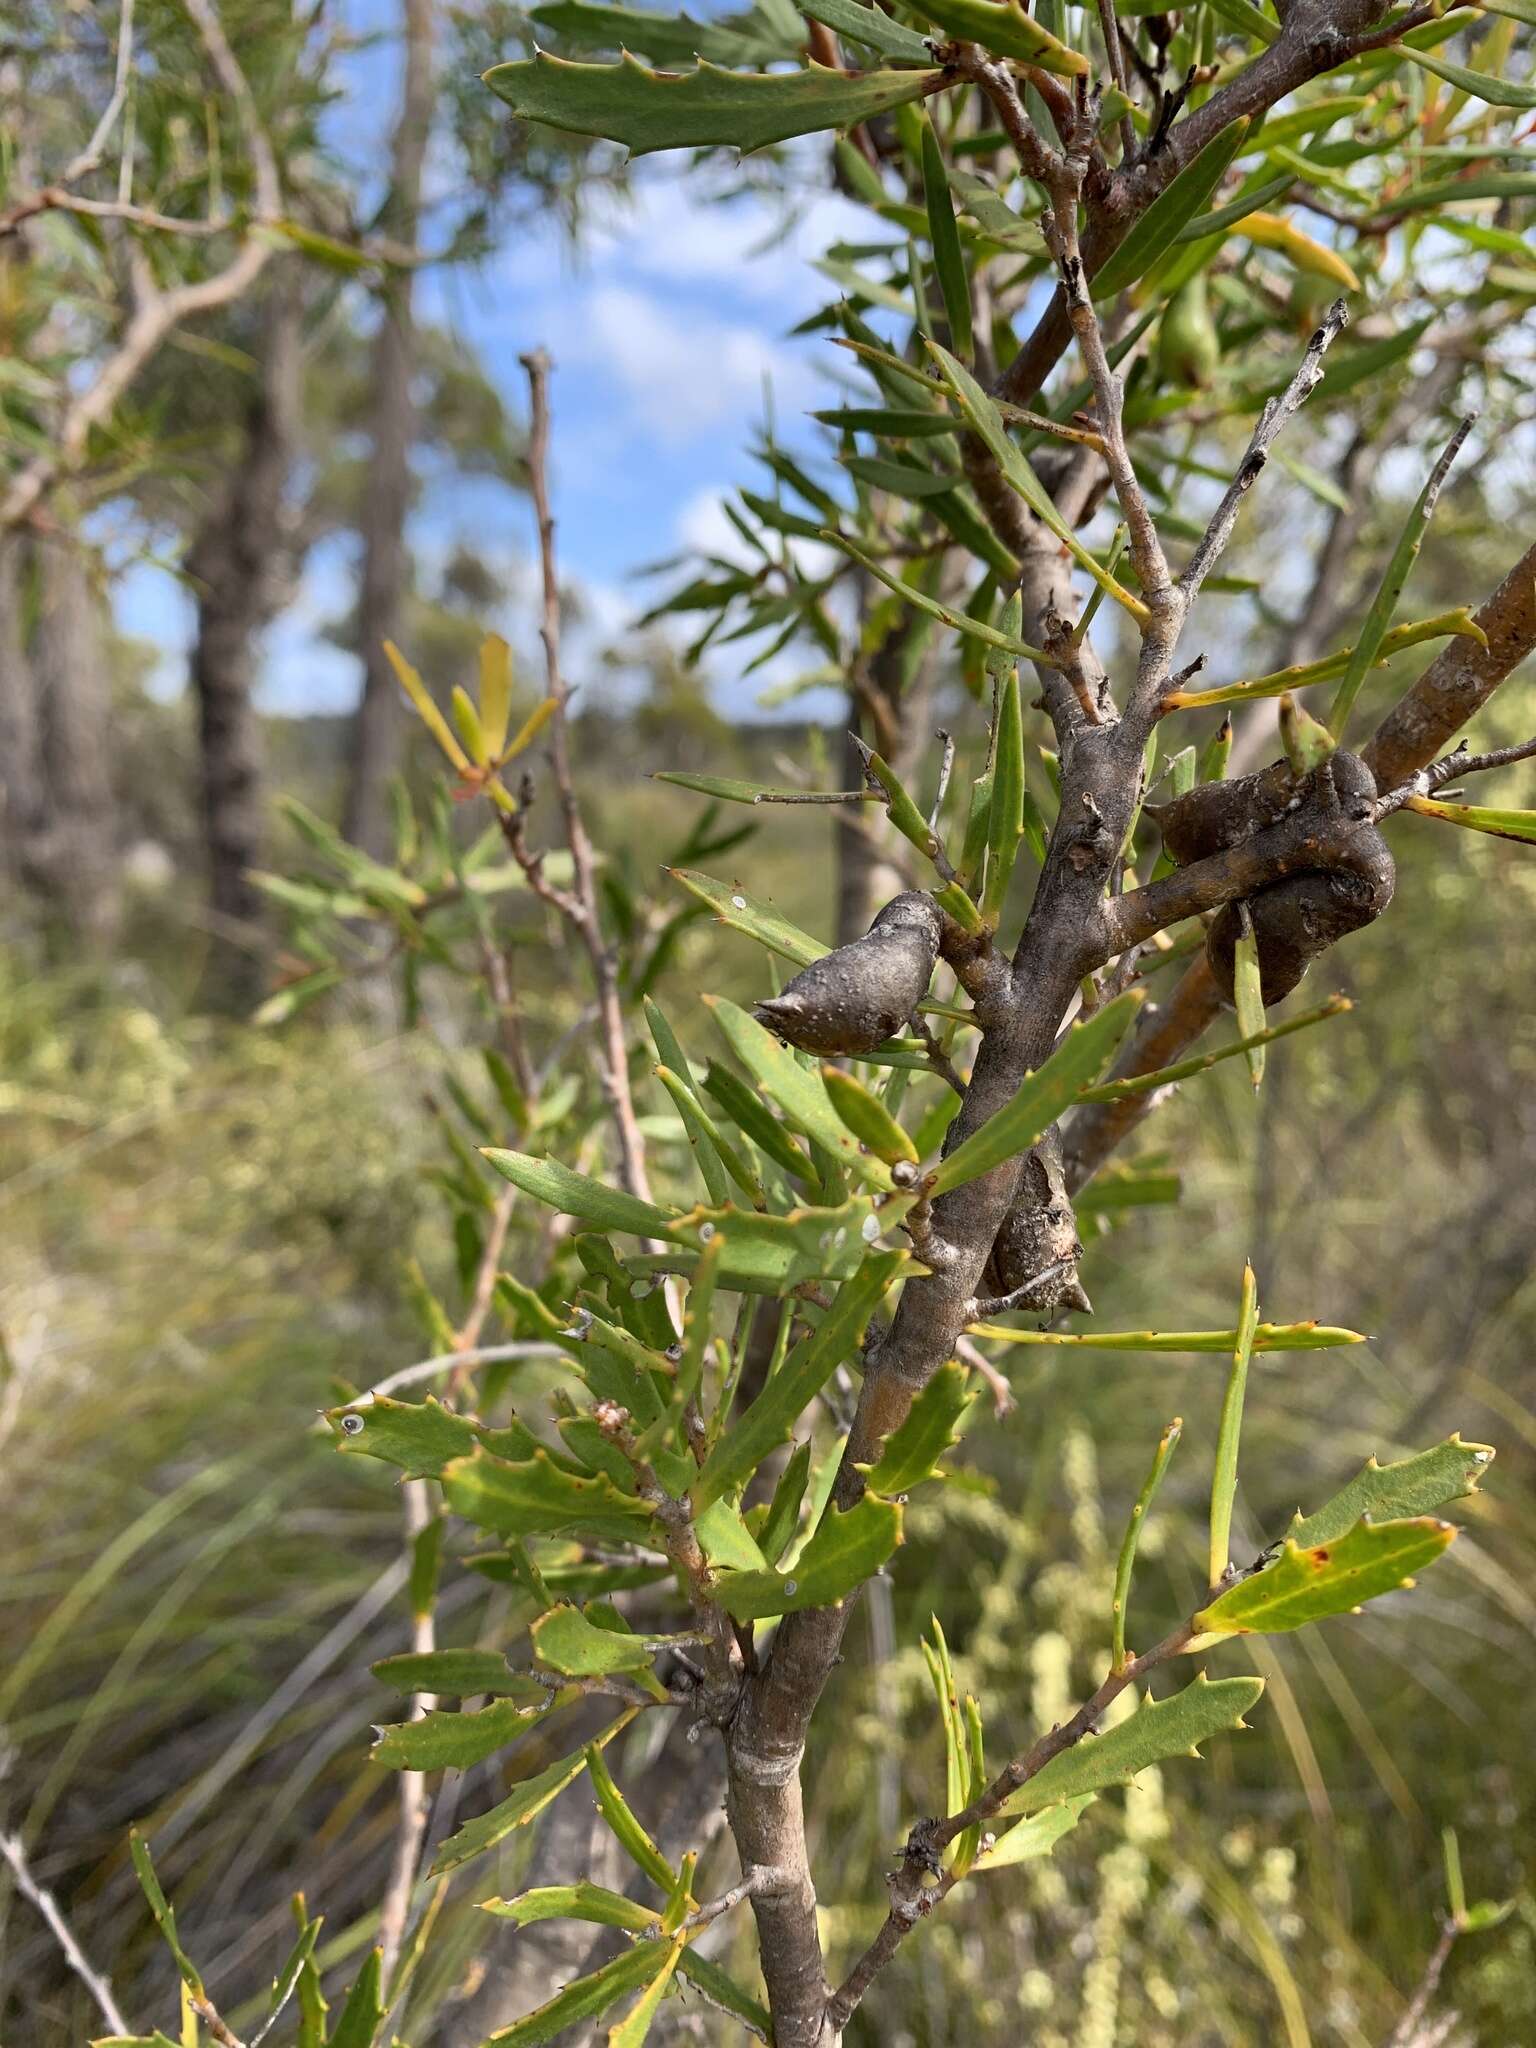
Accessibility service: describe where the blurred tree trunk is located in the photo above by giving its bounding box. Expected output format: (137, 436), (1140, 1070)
(0, 539), (49, 895)
(342, 0), (435, 859)
(185, 274), (303, 1012)
(29, 536), (120, 943)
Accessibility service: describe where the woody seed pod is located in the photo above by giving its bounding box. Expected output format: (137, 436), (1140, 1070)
(982, 1129), (1092, 1314)
(754, 892), (942, 1056)
(1151, 751), (1395, 1005)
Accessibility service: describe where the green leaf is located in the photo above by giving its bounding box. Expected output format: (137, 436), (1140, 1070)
(706, 996), (891, 1188)
(587, 1742), (677, 1890)
(371, 1649), (534, 1695)
(714, 1495), (903, 1618)
(701, 1061), (816, 1186)
(922, 116), (972, 358)
(329, 1949), (384, 2048)
(676, 1952), (772, 2036)
(1406, 795), (1536, 845)
(1329, 417), (1473, 742)
(926, 342), (1147, 621)
(653, 1063), (733, 1208)
(481, 1148), (682, 1236)
(129, 1833), (203, 1994)
(968, 1319), (1362, 1351)
(1092, 120), (1252, 299)
(327, 1395), (480, 1478)
(1195, 1516), (1457, 1636)
(695, 1251), (904, 1509)
(654, 771), (872, 805)
(1003, 1674), (1266, 1816)
(982, 651), (1025, 924)
(821, 1065), (920, 1164)
(529, 0), (791, 64)
(906, 0), (1088, 73)
(759, 1440), (813, 1563)
(531, 1604), (659, 1675)
(477, 1938), (671, 2044)
(1232, 907), (1266, 1089)
(484, 52), (944, 156)
(843, 453), (960, 499)
(668, 867), (828, 969)
(928, 993), (1141, 1197)
(372, 1697), (542, 1771)
(1402, 46), (1536, 109)
(1386, 171), (1536, 214)
(799, 0), (935, 60)
(483, 1883), (659, 1932)
(1174, 170), (1293, 244)
(1111, 1418), (1182, 1675)
(973, 1793), (1094, 1871)
(650, 1196), (895, 1293)
(1288, 1436), (1494, 1549)
(1209, 1265), (1259, 1586)
(823, 532), (1053, 660)
(859, 1360), (973, 1495)
(432, 1716), (633, 1875)
(608, 1937), (684, 2046)
(1076, 995), (1351, 1103)
(442, 1445), (653, 1541)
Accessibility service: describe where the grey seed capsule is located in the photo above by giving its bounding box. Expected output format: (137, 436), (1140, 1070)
(754, 892), (943, 1056)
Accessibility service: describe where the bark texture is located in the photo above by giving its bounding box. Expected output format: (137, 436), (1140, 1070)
(342, 0), (435, 858)
(185, 276), (303, 1010)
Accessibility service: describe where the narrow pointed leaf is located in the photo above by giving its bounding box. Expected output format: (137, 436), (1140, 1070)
(477, 1939), (671, 2045)
(329, 1950), (383, 2048)
(821, 1065), (919, 1163)
(1405, 795), (1536, 845)
(1195, 1515), (1457, 1636)
(482, 1148), (682, 1236)
(922, 117), (972, 358)
(1091, 119), (1252, 299)
(1209, 1265), (1259, 1585)
(485, 52), (943, 157)
(1403, 45), (1536, 108)
(705, 996), (891, 1187)
(431, 1716), (633, 1875)
(968, 1319), (1362, 1351)
(478, 634), (514, 758)
(928, 993), (1141, 1196)
(608, 1938), (684, 2047)
(668, 868), (828, 969)
(1076, 996), (1350, 1103)
(823, 532), (1053, 659)
(1288, 1436), (1494, 1548)
(587, 1742), (677, 1890)
(1111, 1418), (1181, 1674)
(1002, 1674), (1265, 1816)
(759, 1439), (813, 1563)
(906, 0), (1089, 73)
(799, 0), (935, 60)
(1232, 909), (1266, 1089)
(695, 1251), (903, 1510)
(982, 657), (1025, 923)
(676, 1952), (771, 2036)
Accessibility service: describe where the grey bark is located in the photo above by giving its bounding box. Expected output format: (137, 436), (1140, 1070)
(29, 537), (120, 943)
(342, 0), (435, 859)
(0, 539), (48, 893)
(185, 275), (303, 1011)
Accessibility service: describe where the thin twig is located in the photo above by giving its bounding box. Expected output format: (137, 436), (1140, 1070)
(1178, 300), (1350, 606)
(62, 0), (136, 184)
(1386, 1918), (1460, 2048)
(0, 1831), (132, 2037)
(679, 1864), (786, 1934)
(509, 350), (655, 1208)
(349, 1340), (565, 1407)
(1095, 0), (1138, 163)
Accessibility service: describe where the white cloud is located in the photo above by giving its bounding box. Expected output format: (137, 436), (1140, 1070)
(576, 284), (813, 445)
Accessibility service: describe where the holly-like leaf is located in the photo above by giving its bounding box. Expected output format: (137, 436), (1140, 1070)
(531, 1604), (663, 1675)
(800, 0), (935, 61)
(676, 1952), (772, 2036)
(482, 1883), (659, 1932)
(372, 1697), (544, 1770)
(608, 1936), (684, 2047)
(647, 1195), (903, 1294)
(587, 1741), (677, 1890)
(1289, 1435), (1495, 1548)
(758, 1440), (813, 1563)
(431, 1716), (634, 1875)
(329, 1949), (383, 2048)
(929, 993), (1141, 1196)
(859, 1360), (973, 1495)
(1195, 1516), (1457, 1636)
(695, 1251), (904, 1509)
(972, 1793), (1094, 1871)
(371, 1649), (538, 1695)
(713, 1495), (903, 1619)
(481, 1147), (683, 1236)
(485, 51), (944, 157)
(472, 1938), (672, 2044)
(442, 1445), (653, 1541)
(1002, 1674), (1265, 1816)
(530, 0), (795, 65)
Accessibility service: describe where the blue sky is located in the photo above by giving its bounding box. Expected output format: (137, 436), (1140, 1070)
(115, 4), (876, 723)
